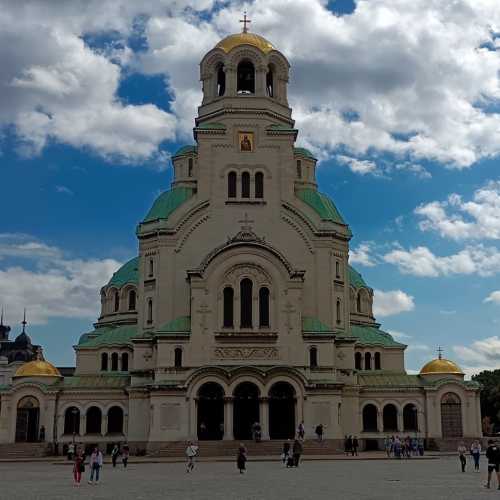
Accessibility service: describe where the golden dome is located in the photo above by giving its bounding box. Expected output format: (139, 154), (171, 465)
(420, 358), (463, 375)
(15, 360), (61, 378)
(216, 32), (275, 54)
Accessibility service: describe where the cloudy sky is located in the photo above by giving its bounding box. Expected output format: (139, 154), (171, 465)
(1, 0), (500, 376)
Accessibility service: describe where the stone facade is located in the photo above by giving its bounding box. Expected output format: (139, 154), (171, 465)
(0, 31), (482, 452)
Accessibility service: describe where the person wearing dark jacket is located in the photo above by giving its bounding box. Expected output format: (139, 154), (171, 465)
(352, 436), (359, 456)
(293, 439), (303, 467)
(485, 440), (500, 489)
(237, 443), (247, 474)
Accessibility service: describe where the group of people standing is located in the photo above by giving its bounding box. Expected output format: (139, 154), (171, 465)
(343, 435), (359, 456)
(384, 436), (424, 458)
(69, 443), (129, 486)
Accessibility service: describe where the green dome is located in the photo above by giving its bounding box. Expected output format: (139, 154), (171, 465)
(108, 257), (139, 287)
(142, 187), (195, 223)
(172, 145), (197, 158)
(348, 265), (368, 288)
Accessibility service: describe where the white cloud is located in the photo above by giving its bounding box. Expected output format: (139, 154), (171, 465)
(55, 185), (73, 195)
(384, 244), (500, 277)
(0, 234), (121, 324)
(454, 336), (500, 376)
(337, 155), (379, 175)
(386, 329), (412, 340)
(373, 289), (415, 317)
(485, 291), (500, 305)
(349, 242), (376, 267)
(406, 343), (431, 352)
(415, 181), (500, 241)
(1, 0), (499, 166)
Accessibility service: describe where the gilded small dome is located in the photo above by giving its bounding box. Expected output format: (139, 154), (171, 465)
(420, 358), (463, 375)
(216, 32), (275, 54)
(15, 360), (61, 378)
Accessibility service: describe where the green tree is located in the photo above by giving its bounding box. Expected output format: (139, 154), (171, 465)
(472, 369), (500, 432)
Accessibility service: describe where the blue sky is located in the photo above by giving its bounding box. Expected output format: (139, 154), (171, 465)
(1, 0), (500, 375)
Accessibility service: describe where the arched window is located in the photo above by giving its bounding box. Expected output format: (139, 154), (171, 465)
(266, 66), (274, 97)
(237, 60), (255, 94)
(111, 352), (119, 371)
(147, 299), (153, 324)
(64, 407), (80, 435)
(188, 158), (193, 177)
(364, 352), (372, 370)
(441, 392), (463, 437)
(223, 287), (234, 327)
(174, 347), (182, 368)
(355, 352), (362, 370)
(357, 293), (362, 313)
(259, 287), (270, 327)
(362, 404), (378, 432)
(297, 160), (302, 179)
(374, 352), (381, 370)
(149, 259), (154, 277)
(240, 278), (253, 328)
(383, 404), (398, 431)
(217, 63), (226, 96)
(86, 406), (102, 434)
(107, 406), (124, 434)
(101, 353), (108, 371)
(241, 172), (250, 198)
(228, 171), (237, 198)
(121, 352), (129, 372)
(114, 290), (120, 312)
(255, 172), (264, 199)
(336, 299), (341, 324)
(310, 347), (318, 368)
(128, 290), (136, 311)
(403, 404), (418, 431)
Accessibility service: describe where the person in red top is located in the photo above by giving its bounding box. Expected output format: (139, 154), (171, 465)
(73, 450), (84, 487)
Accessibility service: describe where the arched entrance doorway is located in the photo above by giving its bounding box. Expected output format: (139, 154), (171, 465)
(362, 404), (378, 432)
(382, 404), (398, 432)
(16, 396), (40, 442)
(269, 382), (296, 439)
(197, 382), (224, 440)
(441, 392), (463, 437)
(233, 382), (260, 440)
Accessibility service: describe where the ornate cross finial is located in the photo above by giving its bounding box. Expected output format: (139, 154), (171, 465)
(21, 308), (27, 333)
(437, 346), (443, 360)
(238, 212), (254, 231)
(239, 11), (251, 33)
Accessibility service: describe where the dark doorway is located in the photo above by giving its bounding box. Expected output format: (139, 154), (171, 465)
(197, 382), (224, 440)
(86, 406), (102, 434)
(269, 382), (296, 439)
(64, 406), (80, 435)
(383, 404), (398, 431)
(362, 404), (378, 432)
(233, 382), (260, 440)
(365, 439), (379, 451)
(15, 396), (40, 442)
(403, 404), (418, 432)
(441, 393), (463, 437)
(107, 406), (124, 434)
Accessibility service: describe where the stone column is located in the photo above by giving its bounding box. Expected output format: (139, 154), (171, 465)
(124, 412), (129, 437)
(80, 413), (86, 437)
(397, 410), (403, 433)
(101, 412), (107, 436)
(259, 397), (270, 440)
(225, 65), (236, 96)
(224, 397), (234, 440)
(255, 66), (267, 96)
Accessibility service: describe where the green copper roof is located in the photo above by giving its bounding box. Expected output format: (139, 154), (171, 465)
(348, 265), (368, 288)
(350, 325), (405, 347)
(302, 316), (334, 333)
(157, 316), (191, 334)
(58, 374), (130, 389)
(108, 257), (139, 287)
(296, 188), (347, 225)
(267, 124), (297, 132)
(143, 187), (195, 223)
(358, 372), (427, 387)
(294, 147), (316, 160)
(78, 325), (139, 348)
(196, 122), (226, 130)
(173, 145), (197, 157)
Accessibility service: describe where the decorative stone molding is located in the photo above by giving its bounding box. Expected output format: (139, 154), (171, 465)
(281, 214), (314, 254)
(175, 214), (210, 253)
(213, 346), (279, 360)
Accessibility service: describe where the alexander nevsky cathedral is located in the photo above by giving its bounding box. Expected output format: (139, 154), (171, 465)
(0, 27), (482, 453)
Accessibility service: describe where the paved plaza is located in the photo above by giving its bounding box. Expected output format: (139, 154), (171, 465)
(0, 457), (498, 500)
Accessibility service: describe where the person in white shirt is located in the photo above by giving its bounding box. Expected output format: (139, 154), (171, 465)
(470, 440), (481, 472)
(185, 441), (199, 473)
(88, 447), (103, 484)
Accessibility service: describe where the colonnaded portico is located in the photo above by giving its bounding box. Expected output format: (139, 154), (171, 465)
(0, 24), (482, 453)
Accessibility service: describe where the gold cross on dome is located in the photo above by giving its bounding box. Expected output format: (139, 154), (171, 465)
(239, 11), (251, 33)
(437, 346), (443, 360)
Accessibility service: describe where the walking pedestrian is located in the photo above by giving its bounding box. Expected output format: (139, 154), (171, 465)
(297, 421), (305, 440)
(282, 440), (291, 465)
(352, 436), (359, 456)
(344, 435), (351, 456)
(88, 446), (103, 485)
(122, 443), (129, 468)
(394, 436), (401, 459)
(111, 444), (120, 468)
(418, 437), (424, 456)
(73, 450), (84, 487)
(293, 438), (303, 466)
(237, 443), (247, 474)
(67, 442), (75, 461)
(470, 440), (481, 472)
(315, 424), (324, 442)
(185, 441), (199, 473)
(384, 436), (391, 458)
(458, 442), (467, 472)
(39, 425), (45, 442)
(485, 439), (500, 489)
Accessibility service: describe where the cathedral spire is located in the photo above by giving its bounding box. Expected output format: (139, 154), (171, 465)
(239, 11), (251, 33)
(437, 346), (443, 360)
(21, 308), (27, 334)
